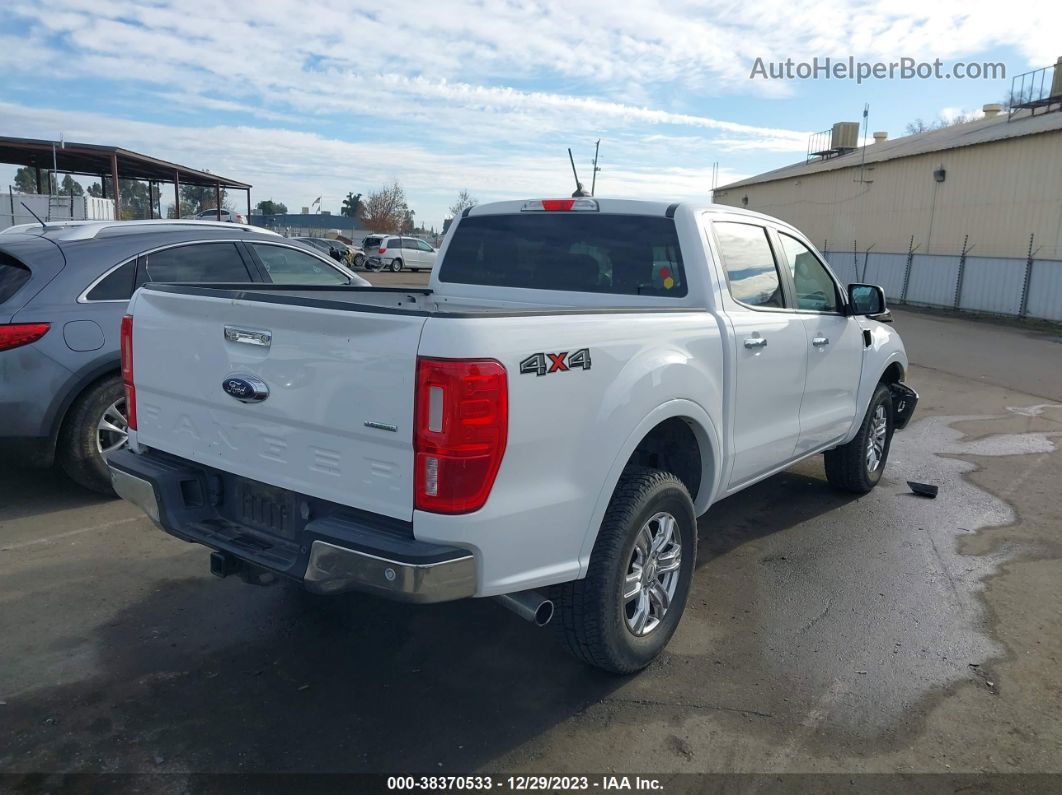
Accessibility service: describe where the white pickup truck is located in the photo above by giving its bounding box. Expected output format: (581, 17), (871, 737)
(109, 198), (917, 673)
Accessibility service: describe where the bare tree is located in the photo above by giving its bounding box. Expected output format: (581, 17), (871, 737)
(905, 113), (976, 136)
(362, 181), (407, 233)
(448, 188), (478, 219)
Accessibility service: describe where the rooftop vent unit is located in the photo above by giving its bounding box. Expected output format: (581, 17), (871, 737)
(807, 121), (861, 161)
(872, 131), (888, 143)
(1008, 56), (1062, 119)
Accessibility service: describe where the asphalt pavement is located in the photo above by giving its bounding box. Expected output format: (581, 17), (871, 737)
(1, 294), (1060, 784)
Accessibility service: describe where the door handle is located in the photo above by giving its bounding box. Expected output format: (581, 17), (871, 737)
(812, 336), (830, 347)
(743, 337), (767, 349)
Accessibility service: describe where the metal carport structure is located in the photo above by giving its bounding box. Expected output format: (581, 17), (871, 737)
(0, 136), (251, 220)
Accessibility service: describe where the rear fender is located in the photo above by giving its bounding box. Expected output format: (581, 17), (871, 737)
(576, 399), (721, 578)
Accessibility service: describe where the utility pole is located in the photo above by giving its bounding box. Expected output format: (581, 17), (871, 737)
(591, 139), (601, 196)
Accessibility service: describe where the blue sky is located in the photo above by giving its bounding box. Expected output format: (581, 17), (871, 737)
(0, 1), (1056, 228)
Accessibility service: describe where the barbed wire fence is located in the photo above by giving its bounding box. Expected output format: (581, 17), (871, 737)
(821, 234), (1062, 322)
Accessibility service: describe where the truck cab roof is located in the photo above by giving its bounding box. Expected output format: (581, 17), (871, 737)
(463, 197), (805, 235)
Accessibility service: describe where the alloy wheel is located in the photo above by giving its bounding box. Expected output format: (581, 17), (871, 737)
(96, 398), (129, 456)
(866, 404), (888, 472)
(622, 511), (683, 636)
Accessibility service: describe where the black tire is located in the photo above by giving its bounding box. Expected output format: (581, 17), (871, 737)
(823, 383), (895, 494)
(354, 254), (365, 269)
(390, 259), (403, 272)
(57, 374), (127, 495)
(552, 467), (697, 673)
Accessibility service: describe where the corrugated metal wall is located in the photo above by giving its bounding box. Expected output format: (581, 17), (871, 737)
(716, 130), (1062, 261)
(1027, 260), (1062, 321)
(823, 249), (1062, 321)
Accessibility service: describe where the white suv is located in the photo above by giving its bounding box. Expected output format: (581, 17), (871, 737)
(195, 209), (248, 224)
(363, 235), (437, 272)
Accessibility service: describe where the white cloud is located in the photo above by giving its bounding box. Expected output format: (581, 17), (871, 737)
(0, 101), (753, 226)
(2, 0), (1056, 224)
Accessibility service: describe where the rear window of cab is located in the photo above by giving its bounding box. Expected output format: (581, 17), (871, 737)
(440, 214), (686, 297)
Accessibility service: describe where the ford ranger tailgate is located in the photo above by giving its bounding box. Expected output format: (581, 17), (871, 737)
(129, 286), (426, 520)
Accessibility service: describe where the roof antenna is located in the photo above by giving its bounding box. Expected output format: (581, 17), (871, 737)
(568, 148), (589, 197)
(20, 201), (46, 228)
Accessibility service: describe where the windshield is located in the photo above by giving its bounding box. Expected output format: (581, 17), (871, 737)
(439, 213), (686, 297)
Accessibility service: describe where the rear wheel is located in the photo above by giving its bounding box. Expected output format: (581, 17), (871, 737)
(390, 259), (403, 272)
(354, 254), (365, 269)
(552, 467), (696, 673)
(58, 374), (128, 495)
(823, 383), (894, 494)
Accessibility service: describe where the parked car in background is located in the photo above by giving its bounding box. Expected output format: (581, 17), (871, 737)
(294, 237), (365, 269)
(0, 219), (369, 495)
(363, 235), (437, 272)
(195, 209), (248, 224)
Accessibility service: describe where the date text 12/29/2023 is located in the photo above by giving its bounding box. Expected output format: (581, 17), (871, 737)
(387, 775), (664, 791)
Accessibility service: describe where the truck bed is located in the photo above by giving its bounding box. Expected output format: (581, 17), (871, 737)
(143, 282), (702, 317)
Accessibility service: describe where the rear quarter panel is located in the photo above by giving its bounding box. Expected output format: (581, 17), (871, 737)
(413, 311), (725, 596)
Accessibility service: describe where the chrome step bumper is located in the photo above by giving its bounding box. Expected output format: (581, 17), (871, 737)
(108, 450), (476, 603)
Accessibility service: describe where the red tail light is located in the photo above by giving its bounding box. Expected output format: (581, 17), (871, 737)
(0, 322), (50, 352)
(378, 247), (387, 254)
(120, 314), (137, 430)
(414, 357), (508, 514)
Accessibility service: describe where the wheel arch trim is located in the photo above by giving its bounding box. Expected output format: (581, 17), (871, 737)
(47, 355), (122, 450)
(575, 399), (721, 578)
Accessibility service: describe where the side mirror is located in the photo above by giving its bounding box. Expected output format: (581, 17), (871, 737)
(848, 283), (886, 316)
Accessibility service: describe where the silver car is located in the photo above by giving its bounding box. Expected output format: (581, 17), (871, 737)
(363, 235), (437, 272)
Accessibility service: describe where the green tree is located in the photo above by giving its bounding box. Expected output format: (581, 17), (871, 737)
(87, 182), (104, 198)
(181, 182), (228, 214)
(58, 175), (84, 196)
(255, 199), (287, 215)
(117, 179), (152, 220)
(340, 192), (364, 220)
(14, 167), (47, 194)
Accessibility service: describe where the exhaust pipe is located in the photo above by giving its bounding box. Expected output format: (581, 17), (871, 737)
(494, 590), (554, 627)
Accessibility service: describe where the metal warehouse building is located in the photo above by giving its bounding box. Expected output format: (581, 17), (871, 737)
(714, 68), (1062, 321)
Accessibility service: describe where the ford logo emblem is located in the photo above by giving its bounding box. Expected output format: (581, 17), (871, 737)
(222, 374), (269, 403)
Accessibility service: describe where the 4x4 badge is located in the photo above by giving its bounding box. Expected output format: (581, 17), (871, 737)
(519, 348), (592, 377)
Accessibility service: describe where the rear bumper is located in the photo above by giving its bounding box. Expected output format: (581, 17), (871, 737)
(108, 449), (476, 603)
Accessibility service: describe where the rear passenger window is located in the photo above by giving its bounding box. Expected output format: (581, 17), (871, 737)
(139, 242), (252, 284)
(85, 259), (136, 301)
(0, 252), (31, 304)
(712, 222), (784, 308)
